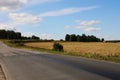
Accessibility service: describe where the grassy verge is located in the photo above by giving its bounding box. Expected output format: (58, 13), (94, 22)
(2, 40), (120, 63)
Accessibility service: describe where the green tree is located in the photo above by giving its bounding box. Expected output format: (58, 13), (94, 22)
(81, 34), (87, 42)
(76, 35), (81, 42)
(15, 32), (21, 39)
(32, 35), (40, 40)
(70, 34), (77, 41)
(65, 34), (70, 41)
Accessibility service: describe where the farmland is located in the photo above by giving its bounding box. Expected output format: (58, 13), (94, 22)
(25, 42), (120, 56)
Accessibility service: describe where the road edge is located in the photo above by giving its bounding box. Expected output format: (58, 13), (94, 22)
(0, 60), (13, 80)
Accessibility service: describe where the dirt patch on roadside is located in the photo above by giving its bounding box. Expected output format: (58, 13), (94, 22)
(0, 65), (6, 80)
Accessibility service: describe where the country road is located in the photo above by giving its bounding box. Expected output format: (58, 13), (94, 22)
(0, 42), (120, 80)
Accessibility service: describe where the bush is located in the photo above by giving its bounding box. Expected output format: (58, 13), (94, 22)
(53, 42), (64, 51)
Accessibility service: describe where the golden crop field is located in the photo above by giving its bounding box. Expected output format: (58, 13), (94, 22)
(25, 42), (120, 56)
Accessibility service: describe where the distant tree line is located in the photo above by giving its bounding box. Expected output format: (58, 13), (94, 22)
(21, 35), (40, 40)
(105, 40), (120, 43)
(65, 34), (104, 42)
(0, 29), (39, 40)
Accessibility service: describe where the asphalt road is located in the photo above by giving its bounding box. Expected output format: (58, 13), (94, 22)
(0, 42), (120, 80)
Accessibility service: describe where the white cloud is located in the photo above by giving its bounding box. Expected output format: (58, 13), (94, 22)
(84, 27), (101, 32)
(0, 0), (60, 12)
(39, 6), (97, 17)
(76, 20), (101, 28)
(9, 13), (42, 24)
(0, 0), (60, 31)
(40, 33), (54, 39)
(22, 33), (54, 39)
(22, 32), (34, 37)
(29, 0), (59, 5)
(65, 20), (101, 32)
(0, 0), (27, 12)
(0, 23), (15, 30)
(0, 13), (42, 31)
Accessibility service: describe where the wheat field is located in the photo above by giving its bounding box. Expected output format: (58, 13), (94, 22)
(25, 42), (120, 56)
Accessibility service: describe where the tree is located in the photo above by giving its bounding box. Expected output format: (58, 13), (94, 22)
(70, 34), (77, 41)
(15, 32), (21, 39)
(76, 35), (81, 42)
(81, 34), (87, 42)
(0, 30), (7, 39)
(6, 30), (15, 39)
(65, 34), (70, 41)
(65, 33), (102, 42)
(0, 29), (40, 40)
(32, 35), (40, 40)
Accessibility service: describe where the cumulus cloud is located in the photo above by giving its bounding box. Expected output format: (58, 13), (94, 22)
(65, 20), (101, 32)
(0, 13), (42, 31)
(0, 0), (27, 12)
(9, 13), (42, 24)
(39, 6), (97, 17)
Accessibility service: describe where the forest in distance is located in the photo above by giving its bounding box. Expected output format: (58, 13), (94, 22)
(0, 29), (105, 42)
(0, 29), (39, 40)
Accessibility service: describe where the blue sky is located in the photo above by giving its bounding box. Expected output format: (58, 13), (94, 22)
(0, 0), (120, 40)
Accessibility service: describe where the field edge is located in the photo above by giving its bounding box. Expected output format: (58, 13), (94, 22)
(1, 40), (120, 63)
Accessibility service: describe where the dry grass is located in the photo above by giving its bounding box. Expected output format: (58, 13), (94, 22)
(25, 42), (120, 56)
(25, 42), (54, 49)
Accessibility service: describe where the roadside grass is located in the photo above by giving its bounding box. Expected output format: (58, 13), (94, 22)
(1, 40), (23, 48)
(25, 42), (120, 63)
(25, 42), (120, 56)
(1, 40), (120, 63)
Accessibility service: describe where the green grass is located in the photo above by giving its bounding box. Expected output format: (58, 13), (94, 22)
(2, 40), (120, 63)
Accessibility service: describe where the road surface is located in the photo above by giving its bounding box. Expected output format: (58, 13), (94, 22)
(0, 42), (120, 80)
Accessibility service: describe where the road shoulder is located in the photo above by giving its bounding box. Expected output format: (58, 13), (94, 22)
(0, 64), (6, 80)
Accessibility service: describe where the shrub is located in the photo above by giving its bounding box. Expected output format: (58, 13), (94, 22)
(53, 42), (64, 51)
